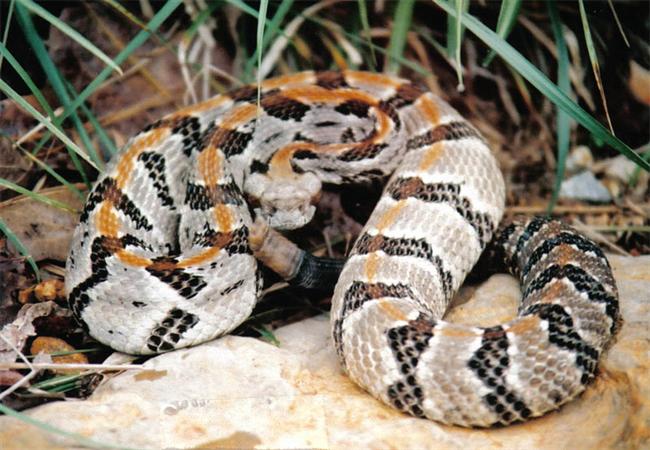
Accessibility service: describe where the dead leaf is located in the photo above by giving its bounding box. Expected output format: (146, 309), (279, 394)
(30, 336), (88, 374)
(0, 184), (85, 262)
(0, 301), (55, 364)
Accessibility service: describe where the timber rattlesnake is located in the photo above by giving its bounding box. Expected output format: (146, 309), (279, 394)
(66, 71), (621, 427)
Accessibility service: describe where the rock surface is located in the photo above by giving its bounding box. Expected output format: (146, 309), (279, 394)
(559, 170), (613, 202)
(1, 255), (648, 449)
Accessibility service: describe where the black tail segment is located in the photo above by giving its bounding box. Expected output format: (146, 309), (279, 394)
(288, 251), (346, 292)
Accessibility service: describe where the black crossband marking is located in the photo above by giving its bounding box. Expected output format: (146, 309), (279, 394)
(146, 260), (207, 300)
(146, 307), (199, 353)
(522, 232), (608, 279)
(515, 216), (551, 256)
(185, 180), (244, 211)
(406, 121), (484, 150)
(386, 316), (435, 418)
(468, 326), (532, 426)
(387, 178), (495, 245)
(68, 234), (150, 320)
(333, 281), (416, 364)
(524, 264), (619, 329)
(524, 303), (600, 385)
(354, 233), (453, 299)
(139, 152), (175, 208)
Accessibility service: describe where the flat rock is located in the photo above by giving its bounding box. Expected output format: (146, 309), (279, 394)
(560, 171), (613, 202)
(1, 255), (648, 449)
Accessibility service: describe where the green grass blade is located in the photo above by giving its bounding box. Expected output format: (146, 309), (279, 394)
(0, 178), (75, 211)
(446, 0), (469, 89)
(547, 1), (572, 213)
(19, 148), (86, 201)
(254, 325), (281, 346)
(0, 0), (16, 65)
(0, 218), (40, 280)
(53, 0), (183, 129)
(17, 3), (104, 169)
(183, 1), (221, 40)
(357, 0), (377, 70)
(630, 143), (650, 187)
(482, 0), (522, 67)
(224, 0), (260, 19)
(76, 92), (118, 157)
(578, 0), (614, 134)
(30, 373), (84, 391)
(0, 78), (96, 170)
(26, 347), (103, 359)
(244, 0), (294, 80)
(607, 0), (629, 47)
(15, 3), (97, 185)
(0, 42), (55, 117)
(432, 0), (649, 172)
(387, 0), (416, 74)
(309, 16), (430, 76)
(25, 0), (181, 166)
(256, 0), (270, 102)
(16, 0), (122, 75)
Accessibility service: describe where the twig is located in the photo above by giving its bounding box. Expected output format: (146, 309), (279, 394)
(0, 333), (37, 401)
(506, 205), (621, 214)
(572, 219), (630, 256)
(259, 0), (341, 79)
(0, 362), (145, 371)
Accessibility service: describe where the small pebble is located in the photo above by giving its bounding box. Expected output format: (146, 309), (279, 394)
(565, 146), (594, 173)
(559, 171), (612, 203)
(30, 337), (88, 374)
(34, 279), (66, 303)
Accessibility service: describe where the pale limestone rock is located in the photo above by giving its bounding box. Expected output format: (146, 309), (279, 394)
(0, 255), (648, 449)
(560, 171), (612, 202)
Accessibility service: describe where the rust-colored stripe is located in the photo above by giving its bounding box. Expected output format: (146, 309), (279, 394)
(416, 95), (440, 127)
(372, 106), (391, 143)
(96, 201), (120, 237)
(376, 200), (406, 231)
(377, 299), (408, 321)
(344, 70), (401, 89)
(418, 142), (444, 171)
(220, 103), (258, 129)
(261, 72), (316, 89)
(115, 127), (170, 190)
(282, 86), (378, 106)
(115, 250), (152, 267)
(177, 246), (222, 268)
(365, 252), (380, 281)
(540, 279), (567, 304)
(197, 144), (222, 187)
(555, 244), (584, 267)
(436, 323), (483, 338)
(507, 315), (542, 335)
(214, 203), (233, 232)
(169, 95), (230, 119)
(363, 201), (406, 281)
(268, 142), (316, 176)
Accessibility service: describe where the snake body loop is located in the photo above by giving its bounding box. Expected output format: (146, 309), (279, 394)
(66, 71), (620, 427)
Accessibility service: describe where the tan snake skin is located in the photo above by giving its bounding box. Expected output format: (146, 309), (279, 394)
(66, 71), (621, 427)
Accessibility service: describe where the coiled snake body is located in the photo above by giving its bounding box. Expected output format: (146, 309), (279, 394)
(66, 71), (621, 427)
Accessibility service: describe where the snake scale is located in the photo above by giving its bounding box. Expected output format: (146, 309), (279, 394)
(65, 71), (621, 427)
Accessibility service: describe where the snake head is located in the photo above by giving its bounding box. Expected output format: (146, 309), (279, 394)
(244, 171), (322, 230)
